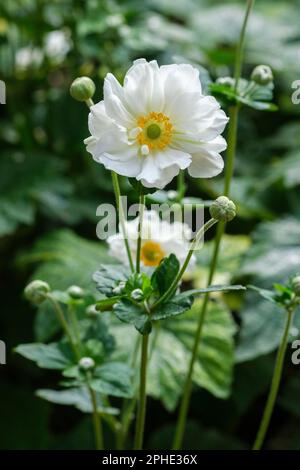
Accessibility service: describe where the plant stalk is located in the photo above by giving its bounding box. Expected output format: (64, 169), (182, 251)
(111, 171), (135, 272)
(134, 334), (149, 450)
(253, 306), (295, 450)
(172, 0), (255, 450)
(136, 193), (145, 273)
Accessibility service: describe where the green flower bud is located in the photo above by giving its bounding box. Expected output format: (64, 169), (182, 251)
(113, 281), (126, 295)
(86, 304), (98, 317)
(292, 276), (300, 297)
(67, 285), (84, 299)
(216, 76), (235, 87)
(79, 357), (95, 370)
(24, 280), (50, 305)
(251, 65), (273, 85)
(70, 76), (95, 102)
(131, 288), (144, 301)
(209, 196), (236, 222)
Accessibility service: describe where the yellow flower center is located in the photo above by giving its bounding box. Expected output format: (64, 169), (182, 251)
(140, 240), (165, 267)
(137, 112), (173, 151)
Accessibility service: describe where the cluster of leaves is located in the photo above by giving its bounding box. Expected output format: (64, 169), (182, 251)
(94, 254), (245, 335)
(15, 288), (133, 417)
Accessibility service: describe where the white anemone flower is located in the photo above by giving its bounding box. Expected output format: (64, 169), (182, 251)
(107, 210), (196, 271)
(85, 59), (228, 189)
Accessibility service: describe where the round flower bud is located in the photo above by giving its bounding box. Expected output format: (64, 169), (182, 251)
(24, 280), (50, 305)
(86, 304), (98, 317)
(70, 76), (95, 102)
(251, 65), (273, 85)
(131, 288), (144, 301)
(209, 196), (236, 222)
(216, 76), (235, 87)
(292, 276), (300, 297)
(167, 190), (178, 200)
(67, 285), (84, 299)
(79, 357), (95, 370)
(113, 281), (126, 296)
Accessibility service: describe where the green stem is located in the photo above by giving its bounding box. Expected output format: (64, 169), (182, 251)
(88, 385), (104, 450)
(47, 295), (80, 360)
(116, 335), (141, 450)
(152, 218), (217, 310)
(177, 171), (186, 200)
(134, 334), (149, 450)
(253, 306), (295, 450)
(172, 0), (255, 450)
(111, 171), (135, 272)
(136, 193), (145, 273)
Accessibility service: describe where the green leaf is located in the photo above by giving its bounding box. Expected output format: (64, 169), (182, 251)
(151, 294), (194, 321)
(236, 293), (300, 363)
(17, 229), (113, 292)
(113, 299), (152, 335)
(36, 388), (119, 415)
(112, 300), (236, 410)
(151, 254), (180, 296)
(248, 285), (277, 304)
(93, 264), (130, 297)
(178, 285), (246, 298)
(90, 362), (133, 398)
(15, 342), (74, 370)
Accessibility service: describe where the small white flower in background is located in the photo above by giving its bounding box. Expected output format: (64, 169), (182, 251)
(85, 59), (228, 189)
(44, 30), (71, 62)
(15, 47), (43, 71)
(107, 210), (196, 271)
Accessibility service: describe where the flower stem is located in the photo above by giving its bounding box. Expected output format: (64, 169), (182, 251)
(111, 171), (135, 272)
(152, 218), (218, 311)
(88, 385), (104, 450)
(172, 0), (255, 450)
(253, 306), (295, 450)
(136, 193), (145, 273)
(177, 171), (186, 200)
(47, 294), (80, 360)
(134, 334), (149, 450)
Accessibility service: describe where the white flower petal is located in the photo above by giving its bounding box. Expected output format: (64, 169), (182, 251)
(104, 73), (135, 127)
(123, 59), (165, 115)
(160, 63), (202, 106)
(188, 146), (224, 178)
(155, 147), (191, 170)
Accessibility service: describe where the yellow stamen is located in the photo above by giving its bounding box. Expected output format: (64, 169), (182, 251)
(140, 240), (165, 267)
(136, 112), (173, 152)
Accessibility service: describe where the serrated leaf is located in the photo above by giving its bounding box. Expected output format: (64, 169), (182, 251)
(151, 294), (194, 321)
(91, 362), (133, 398)
(93, 264), (130, 297)
(113, 299), (151, 334)
(151, 254), (180, 296)
(15, 342), (74, 369)
(36, 388), (119, 415)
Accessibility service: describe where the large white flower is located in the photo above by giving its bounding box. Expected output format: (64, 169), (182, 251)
(85, 59), (228, 189)
(107, 210), (196, 271)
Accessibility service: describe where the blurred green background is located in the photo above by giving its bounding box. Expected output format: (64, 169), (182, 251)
(1, 0), (300, 450)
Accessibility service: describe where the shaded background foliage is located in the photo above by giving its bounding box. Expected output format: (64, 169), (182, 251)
(1, 0), (300, 449)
